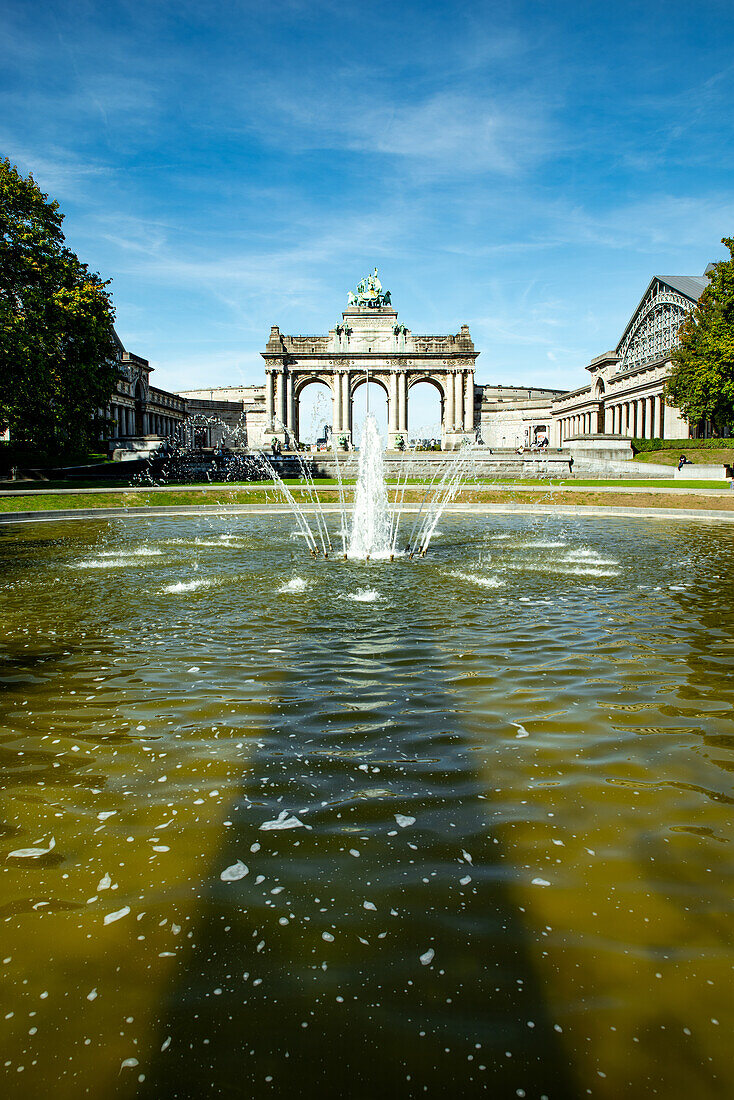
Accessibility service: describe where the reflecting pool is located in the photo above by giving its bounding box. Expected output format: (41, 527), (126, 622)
(1, 513), (733, 1099)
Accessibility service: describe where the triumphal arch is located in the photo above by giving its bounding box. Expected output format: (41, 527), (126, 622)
(261, 271), (478, 449)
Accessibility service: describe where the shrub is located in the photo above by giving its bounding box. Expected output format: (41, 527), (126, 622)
(632, 437), (734, 454)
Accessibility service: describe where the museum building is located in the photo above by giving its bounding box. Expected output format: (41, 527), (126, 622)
(106, 329), (186, 446)
(550, 269), (713, 447)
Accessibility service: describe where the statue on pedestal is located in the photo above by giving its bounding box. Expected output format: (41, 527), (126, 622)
(348, 268), (392, 308)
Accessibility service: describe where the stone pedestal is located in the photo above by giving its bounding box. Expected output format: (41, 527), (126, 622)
(442, 430), (472, 451)
(331, 430), (352, 452)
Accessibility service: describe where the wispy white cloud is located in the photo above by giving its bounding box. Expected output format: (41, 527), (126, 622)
(241, 85), (555, 177)
(0, 141), (111, 202)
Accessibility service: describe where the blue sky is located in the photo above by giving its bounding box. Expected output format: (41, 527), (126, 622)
(3, 0), (734, 409)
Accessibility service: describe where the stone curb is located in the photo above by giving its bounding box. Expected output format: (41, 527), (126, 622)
(1, 482), (732, 497)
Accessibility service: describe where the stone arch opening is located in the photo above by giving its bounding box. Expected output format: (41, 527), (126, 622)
(408, 378), (444, 445)
(296, 378), (333, 447)
(351, 378), (388, 448)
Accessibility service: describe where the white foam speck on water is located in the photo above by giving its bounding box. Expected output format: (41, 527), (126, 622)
(161, 578), (214, 594)
(99, 547), (164, 558)
(220, 861), (249, 882)
(505, 561), (619, 578)
(524, 540), (566, 548)
(7, 837), (55, 859)
(565, 566), (619, 577)
(345, 589), (382, 603)
(420, 948), (435, 965)
(563, 549), (618, 566)
(103, 906), (131, 925)
(460, 875), (472, 886)
(448, 570), (503, 589)
(194, 538), (247, 548)
(531, 878), (551, 887)
(395, 814), (416, 828)
(260, 809), (311, 831)
(72, 559), (133, 569)
(278, 577), (307, 594)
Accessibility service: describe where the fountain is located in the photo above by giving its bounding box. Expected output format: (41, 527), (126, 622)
(347, 414), (392, 559)
(257, 409), (481, 560)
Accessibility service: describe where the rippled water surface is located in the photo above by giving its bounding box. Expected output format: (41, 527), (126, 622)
(1, 513), (733, 1099)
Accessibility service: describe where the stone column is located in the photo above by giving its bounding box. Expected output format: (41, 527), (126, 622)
(285, 372), (294, 434)
(445, 374), (454, 436)
(454, 371), (463, 431)
(464, 373), (474, 431)
(332, 372), (342, 433)
(265, 371), (274, 430)
(398, 371), (407, 432)
(389, 372), (398, 432)
(341, 371), (350, 436)
(277, 370), (288, 428)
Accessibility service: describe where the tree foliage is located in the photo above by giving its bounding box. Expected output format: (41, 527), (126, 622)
(665, 238), (734, 435)
(0, 158), (120, 457)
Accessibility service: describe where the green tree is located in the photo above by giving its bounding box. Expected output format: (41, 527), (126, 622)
(665, 238), (734, 436)
(0, 157), (120, 458)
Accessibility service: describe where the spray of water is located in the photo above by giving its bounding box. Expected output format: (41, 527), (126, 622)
(347, 414), (392, 559)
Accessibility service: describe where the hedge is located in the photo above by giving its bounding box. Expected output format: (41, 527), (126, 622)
(632, 437), (734, 454)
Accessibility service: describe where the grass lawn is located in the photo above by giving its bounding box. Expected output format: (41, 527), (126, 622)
(633, 448), (734, 466)
(2, 486), (734, 514)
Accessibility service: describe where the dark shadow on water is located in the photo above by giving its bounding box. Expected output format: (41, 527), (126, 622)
(139, 614), (579, 1099)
